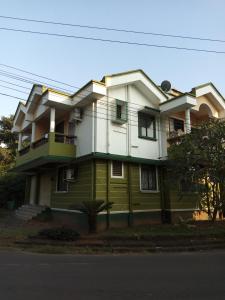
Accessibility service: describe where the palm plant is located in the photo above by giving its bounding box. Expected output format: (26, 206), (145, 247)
(75, 200), (113, 233)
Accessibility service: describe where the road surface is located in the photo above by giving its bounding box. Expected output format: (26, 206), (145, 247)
(0, 250), (225, 299)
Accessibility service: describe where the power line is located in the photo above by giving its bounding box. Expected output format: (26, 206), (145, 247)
(0, 15), (225, 44)
(0, 78), (31, 90)
(0, 65), (165, 112)
(0, 69), (73, 93)
(0, 26), (224, 54)
(0, 63), (76, 89)
(0, 83), (29, 94)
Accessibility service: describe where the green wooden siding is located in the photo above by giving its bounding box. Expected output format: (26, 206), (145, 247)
(95, 159), (161, 212)
(49, 158), (198, 212)
(50, 161), (92, 209)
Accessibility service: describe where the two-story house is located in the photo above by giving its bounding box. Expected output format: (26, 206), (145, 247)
(12, 70), (225, 228)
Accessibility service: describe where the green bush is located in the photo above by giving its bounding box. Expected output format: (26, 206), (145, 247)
(37, 227), (80, 241)
(35, 207), (53, 222)
(0, 173), (26, 208)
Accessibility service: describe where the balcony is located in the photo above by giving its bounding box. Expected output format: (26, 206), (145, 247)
(16, 132), (76, 171)
(167, 130), (186, 144)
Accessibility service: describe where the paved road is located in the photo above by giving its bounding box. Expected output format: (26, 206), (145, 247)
(0, 250), (225, 300)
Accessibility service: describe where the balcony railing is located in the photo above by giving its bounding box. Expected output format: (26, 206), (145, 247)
(167, 130), (185, 143)
(18, 145), (30, 156)
(18, 133), (76, 157)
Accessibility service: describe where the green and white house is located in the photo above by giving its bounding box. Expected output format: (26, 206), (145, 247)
(12, 70), (225, 228)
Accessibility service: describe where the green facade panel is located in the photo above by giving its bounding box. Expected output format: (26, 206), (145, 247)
(50, 161), (92, 209)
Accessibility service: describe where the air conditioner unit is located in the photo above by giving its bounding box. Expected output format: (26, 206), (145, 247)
(70, 108), (83, 122)
(66, 168), (75, 180)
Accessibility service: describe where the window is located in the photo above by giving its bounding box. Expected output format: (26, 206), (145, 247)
(140, 165), (157, 191)
(138, 112), (156, 140)
(111, 161), (123, 178)
(116, 104), (122, 119)
(57, 167), (68, 192)
(113, 100), (128, 124)
(170, 118), (184, 132)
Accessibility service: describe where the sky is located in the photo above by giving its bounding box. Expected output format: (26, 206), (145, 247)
(0, 0), (225, 117)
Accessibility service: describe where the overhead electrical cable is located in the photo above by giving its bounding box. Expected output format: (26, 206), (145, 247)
(0, 26), (224, 54)
(0, 15), (224, 44)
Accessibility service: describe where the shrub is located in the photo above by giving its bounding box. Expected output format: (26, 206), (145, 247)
(35, 207), (53, 222)
(37, 227), (80, 241)
(0, 173), (26, 208)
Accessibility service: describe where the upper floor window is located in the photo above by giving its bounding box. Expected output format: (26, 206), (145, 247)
(170, 118), (184, 132)
(138, 112), (156, 140)
(140, 165), (157, 191)
(113, 100), (128, 124)
(111, 161), (124, 178)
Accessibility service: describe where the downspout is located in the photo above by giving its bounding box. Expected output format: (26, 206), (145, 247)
(106, 160), (110, 229)
(158, 114), (162, 159)
(126, 85), (132, 226)
(126, 85), (131, 157)
(127, 162), (133, 227)
(106, 87), (109, 154)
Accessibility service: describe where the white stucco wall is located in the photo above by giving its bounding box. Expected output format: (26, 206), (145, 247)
(75, 104), (93, 157)
(95, 83), (164, 160)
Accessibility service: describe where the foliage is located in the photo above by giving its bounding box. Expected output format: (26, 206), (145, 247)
(0, 115), (17, 153)
(35, 207), (53, 222)
(168, 118), (225, 221)
(0, 115), (18, 175)
(74, 200), (113, 233)
(37, 227), (80, 241)
(0, 173), (26, 208)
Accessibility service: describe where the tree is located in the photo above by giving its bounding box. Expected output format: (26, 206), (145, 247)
(0, 115), (17, 175)
(74, 200), (113, 233)
(168, 118), (225, 222)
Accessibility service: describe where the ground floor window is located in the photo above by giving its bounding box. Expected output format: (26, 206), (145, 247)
(111, 161), (124, 178)
(140, 165), (157, 191)
(57, 167), (68, 192)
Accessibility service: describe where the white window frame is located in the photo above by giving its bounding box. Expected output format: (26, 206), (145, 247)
(139, 164), (159, 193)
(55, 166), (69, 193)
(111, 161), (124, 179)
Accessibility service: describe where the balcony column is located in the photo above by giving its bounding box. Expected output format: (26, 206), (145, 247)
(50, 107), (56, 133)
(18, 132), (22, 151)
(31, 122), (36, 143)
(29, 175), (38, 205)
(185, 108), (191, 133)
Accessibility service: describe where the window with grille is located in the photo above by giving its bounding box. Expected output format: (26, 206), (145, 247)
(170, 118), (184, 132)
(113, 100), (128, 124)
(111, 161), (123, 178)
(138, 112), (156, 140)
(140, 165), (157, 191)
(56, 167), (68, 192)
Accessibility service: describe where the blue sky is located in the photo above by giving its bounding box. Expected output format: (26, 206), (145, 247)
(0, 0), (225, 117)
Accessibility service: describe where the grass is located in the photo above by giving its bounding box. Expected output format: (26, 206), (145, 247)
(0, 209), (225, 254)
(99, 222), (225, 240)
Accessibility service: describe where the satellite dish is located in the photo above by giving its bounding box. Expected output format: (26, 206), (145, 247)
(161, 80), (171, 92)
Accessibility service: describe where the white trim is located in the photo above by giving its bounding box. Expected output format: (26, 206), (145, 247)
(51, 208), (162, 215)
(139, 164), (159, 192)
(51, 208), (82, 214)
(98, 209), (162, 215)
(111, 160), (124, 178)
(166, 208), (199, 212)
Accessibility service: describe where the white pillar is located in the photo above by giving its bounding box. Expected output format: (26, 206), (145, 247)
(185, 108), (191, 133)
(29, 175), (37, 205)
(31, 122), (36, 143)
(18, 132), (22, 151)
(50, 107), (56, 133)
